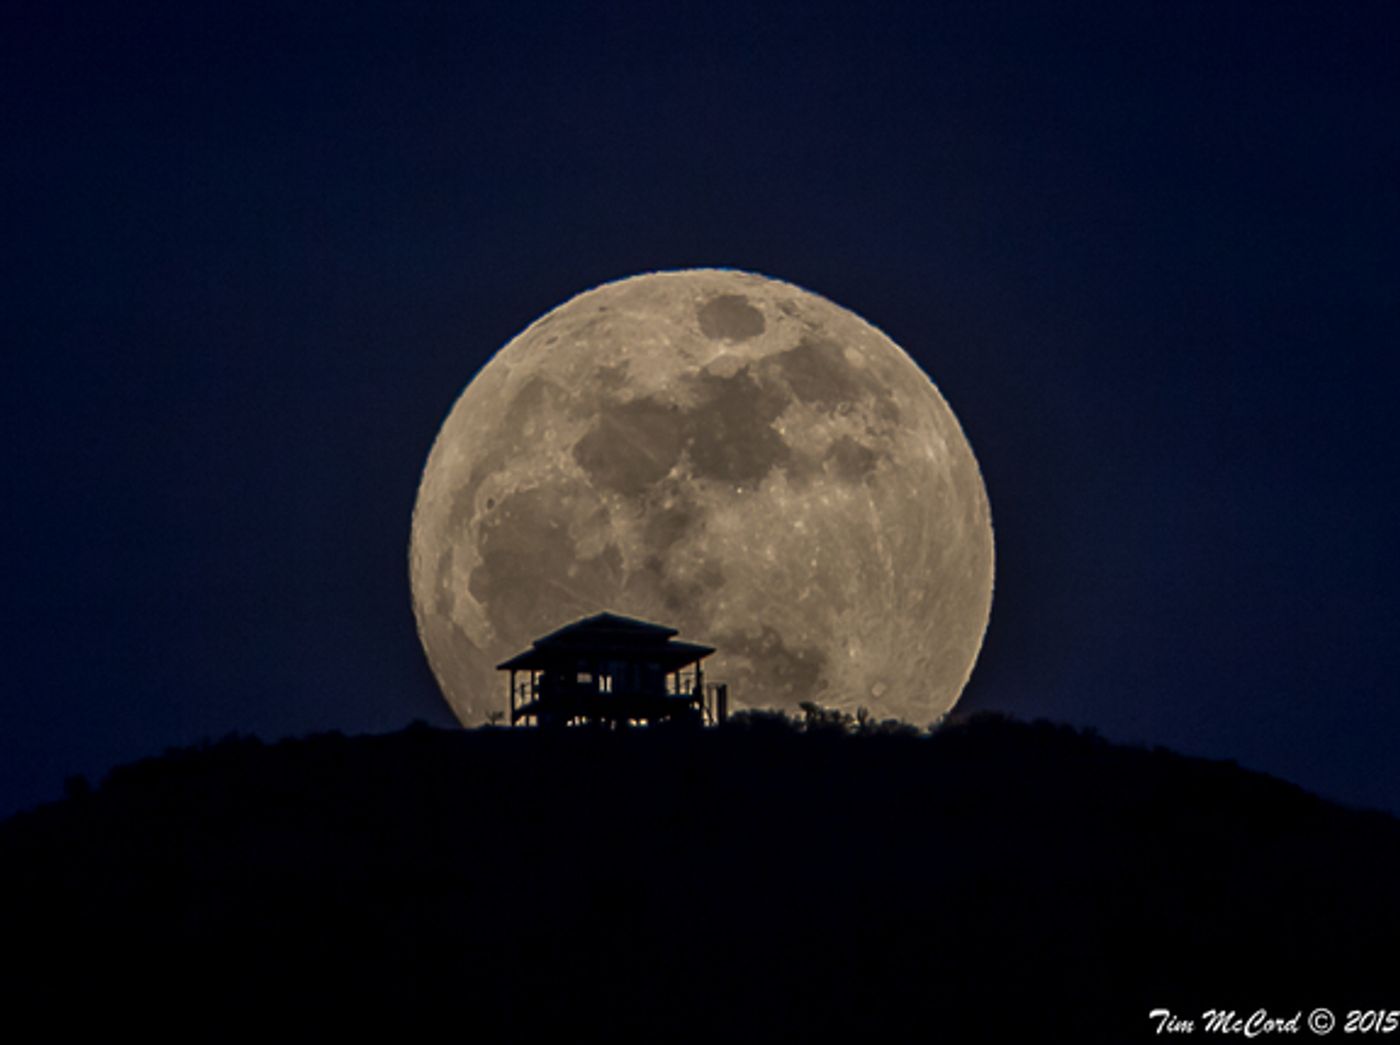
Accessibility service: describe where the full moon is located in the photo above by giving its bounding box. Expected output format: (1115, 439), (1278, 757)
(410, 270), (993, 725)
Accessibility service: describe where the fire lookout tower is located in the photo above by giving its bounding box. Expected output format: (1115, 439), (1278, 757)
(497, 612), (728, 728)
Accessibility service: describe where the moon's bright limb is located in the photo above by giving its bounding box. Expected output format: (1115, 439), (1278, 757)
(410, 270), (993, 725)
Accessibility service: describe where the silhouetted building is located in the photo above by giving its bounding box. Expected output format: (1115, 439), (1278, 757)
(498, 612), (728, 728)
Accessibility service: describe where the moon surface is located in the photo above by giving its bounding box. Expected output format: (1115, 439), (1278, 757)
(410, 270), (993, 725)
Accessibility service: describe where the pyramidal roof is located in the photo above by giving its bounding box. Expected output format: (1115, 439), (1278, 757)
(495, 612), (714, 671)
(536, 612), (678, 645)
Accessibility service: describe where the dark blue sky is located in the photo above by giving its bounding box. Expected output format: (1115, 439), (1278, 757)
(5, 0), (1399, 816)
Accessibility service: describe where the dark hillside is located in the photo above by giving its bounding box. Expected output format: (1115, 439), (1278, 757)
(3, 713), (1396, 1042)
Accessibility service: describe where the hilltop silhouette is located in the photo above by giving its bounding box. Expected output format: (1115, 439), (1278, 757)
(3, 711), (1397, 1042)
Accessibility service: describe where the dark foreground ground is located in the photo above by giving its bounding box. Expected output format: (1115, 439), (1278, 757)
(3, 712), (1397, 1042)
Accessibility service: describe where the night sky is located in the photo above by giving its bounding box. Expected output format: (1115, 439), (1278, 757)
(5, 0), (1398, 818)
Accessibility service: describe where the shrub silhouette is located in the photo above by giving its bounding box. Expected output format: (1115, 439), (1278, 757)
(798, 700), (854, 733)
